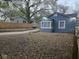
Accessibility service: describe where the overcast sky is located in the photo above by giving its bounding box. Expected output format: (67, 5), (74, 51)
(57, 0), (78, 13)
(57, 0), (77, 7)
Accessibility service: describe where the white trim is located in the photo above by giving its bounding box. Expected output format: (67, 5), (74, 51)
(58, 20), (66, 29)
(41, 21), (52, 29)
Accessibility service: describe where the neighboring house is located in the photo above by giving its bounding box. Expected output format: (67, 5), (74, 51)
(0, 11), (27, 23)
(0, 16), (10, 22)
(10, 16), (27, 23)
(39, 12), (77, 32)
(0, 12), (10, 22)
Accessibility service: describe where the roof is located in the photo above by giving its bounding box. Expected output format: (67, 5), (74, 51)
(48, 12), (77, 18)
(40, 12), (77, 22)
(65, 13), (77, 17)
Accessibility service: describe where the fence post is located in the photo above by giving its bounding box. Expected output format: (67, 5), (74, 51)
(73, 28), (78, 59)
(1, 54), (7, 59)
(0, 55), (2, 59)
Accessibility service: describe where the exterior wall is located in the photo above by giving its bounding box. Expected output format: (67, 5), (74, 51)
(40, 29), (53, 32)
(53, 18), (76, 32)
(48, 13), (76, 32)
(54, 22), (75, 32)
(40, 13), (76, 32)
(10, 18), (26, 23)
(39, 20), (53, 32)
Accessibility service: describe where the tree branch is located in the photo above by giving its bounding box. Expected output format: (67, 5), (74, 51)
(29, 1), (42, 7)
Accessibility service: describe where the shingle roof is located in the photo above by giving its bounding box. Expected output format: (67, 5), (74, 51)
(65, 13), (77, 17)
(48, 12), (77, 18)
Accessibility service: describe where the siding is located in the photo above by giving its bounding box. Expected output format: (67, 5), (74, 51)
(40, 12), (76, 32)
(49, 13), (76, 32)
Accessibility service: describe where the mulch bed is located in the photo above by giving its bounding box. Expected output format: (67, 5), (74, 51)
(0, 32), (74, 59)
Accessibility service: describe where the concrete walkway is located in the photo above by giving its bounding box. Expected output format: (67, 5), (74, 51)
(0, 29), (39, 35)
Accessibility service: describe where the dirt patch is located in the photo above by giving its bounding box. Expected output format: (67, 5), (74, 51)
(0, 32), (74, 59)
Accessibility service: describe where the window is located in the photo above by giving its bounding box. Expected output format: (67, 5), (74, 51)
(58, 20), (65, 29)
(41, 21), (52, 29)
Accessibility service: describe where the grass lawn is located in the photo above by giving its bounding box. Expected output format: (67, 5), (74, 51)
(0, 32), (74, 59)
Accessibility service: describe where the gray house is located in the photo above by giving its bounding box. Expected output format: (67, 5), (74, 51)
(10, 16), (27, 23)
(39, 12), (77, 32)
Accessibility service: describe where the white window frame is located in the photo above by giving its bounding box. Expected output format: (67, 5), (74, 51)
(41, 21), (52, 29)
(58, 20), (66, 29)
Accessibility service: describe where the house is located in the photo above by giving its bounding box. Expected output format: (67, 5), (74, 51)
(39, 12), (77, 32)
(10, 16), (27, 23)
(0, 11), (27, 23)
(0, 12), (10, 22)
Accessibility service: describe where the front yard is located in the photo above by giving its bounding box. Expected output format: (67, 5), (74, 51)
(0, 32), (74, 59)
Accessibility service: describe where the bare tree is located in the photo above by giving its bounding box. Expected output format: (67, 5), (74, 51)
(9, 0), (59, 23)
(11, 0), (44, 23)
(3, 0), (65, 23)
(57, 5), (69, 13)
(0, 1), (10, 21)
(44, 0), (58, 12)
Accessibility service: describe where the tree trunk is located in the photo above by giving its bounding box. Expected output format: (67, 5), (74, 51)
(26, 0), (32, 23)
(73, 35), (78, 59)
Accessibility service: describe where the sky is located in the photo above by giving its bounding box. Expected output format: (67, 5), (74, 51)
(57, 0), (78, 13)
(57, 0), (77, 7)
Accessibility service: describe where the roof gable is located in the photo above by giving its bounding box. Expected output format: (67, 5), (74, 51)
(48, 12), (68, 19)
(48, 12), (77, 19)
